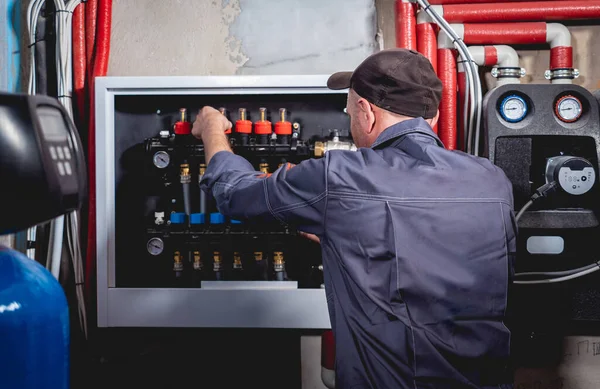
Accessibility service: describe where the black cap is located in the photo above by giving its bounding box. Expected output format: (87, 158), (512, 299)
(327, 48), (442, 119)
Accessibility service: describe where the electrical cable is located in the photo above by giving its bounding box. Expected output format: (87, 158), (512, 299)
(515, 262), (599, 278)
(515, 181), (558, 223)
(515, 200), (533, 223)
(514, 266), (600, 284)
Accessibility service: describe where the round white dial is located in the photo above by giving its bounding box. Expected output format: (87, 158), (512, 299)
(500, 95), (528, 123)
(147, 237), (164, 256)
(556, 95), (582, 123)
(153, 151), (170, 168)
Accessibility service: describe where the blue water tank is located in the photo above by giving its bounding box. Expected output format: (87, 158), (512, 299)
(0, 246), (69, 389)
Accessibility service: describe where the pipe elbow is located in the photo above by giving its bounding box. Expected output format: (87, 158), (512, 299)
(494, 45), (519, 68)
(438, 24), (463, 49)
(546, 23), (571, 48)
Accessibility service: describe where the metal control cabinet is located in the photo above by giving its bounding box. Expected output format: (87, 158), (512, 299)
(95, 76), (344, 328)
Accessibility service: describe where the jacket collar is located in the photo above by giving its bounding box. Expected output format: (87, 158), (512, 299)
(370, 117), (444, 149)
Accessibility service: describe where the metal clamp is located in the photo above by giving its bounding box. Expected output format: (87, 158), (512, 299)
(544, 68), (580, 81)
(491, 67), (526, 79)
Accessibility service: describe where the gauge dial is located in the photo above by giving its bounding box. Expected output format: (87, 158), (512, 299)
(147, 237), (164, 256)
(499, 95), (528, 123)
(153, 151), (170, 169)
(555, 95), (583, 123)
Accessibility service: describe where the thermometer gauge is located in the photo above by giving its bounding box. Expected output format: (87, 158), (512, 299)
(499, 95), (528, 123)
(555, 95), (583, 123)
(147, 237), (164, 256)
(153, 151), (170, 168)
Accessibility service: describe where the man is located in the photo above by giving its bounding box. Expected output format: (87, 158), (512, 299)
(192, 48), (516, 389)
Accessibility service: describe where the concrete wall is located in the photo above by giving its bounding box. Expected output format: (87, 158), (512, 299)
(108, 0), (378, 76)
(107, 1), (600, 388)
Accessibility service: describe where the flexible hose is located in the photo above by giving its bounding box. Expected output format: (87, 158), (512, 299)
(183, 183), (191, 216)
(200, 188), (207, 214)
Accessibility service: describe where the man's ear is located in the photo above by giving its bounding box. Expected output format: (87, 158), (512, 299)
(429, 111), (440, 128)
(356, 98), (376, 133)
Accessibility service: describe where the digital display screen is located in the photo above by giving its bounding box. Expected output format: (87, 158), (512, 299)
(37, 106), (69, 142)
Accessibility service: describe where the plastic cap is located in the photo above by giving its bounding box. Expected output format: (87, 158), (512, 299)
(274, 121), (292, 135)
(235, 120), (253, 134)
(170, 212), (187, 224)
(190, 213), (206, 225)
(174, 121), (191, 135)
(254, 121), (272, 135)
(210, 213), (225, 224)
(230, 219), (242, 224)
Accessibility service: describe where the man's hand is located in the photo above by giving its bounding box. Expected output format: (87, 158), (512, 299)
(192, 106), (232, 141)
(298, 231), (320, 244)
(192, 106), (234, 165)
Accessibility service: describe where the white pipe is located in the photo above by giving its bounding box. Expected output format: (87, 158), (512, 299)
(416, 6), (442, 24)
(438, 24), (463, 49)
(546, 23), (573, 84)
(546, 23), (571, 48)
(47, 215), (64, 280)
(468, 45), (521, 87)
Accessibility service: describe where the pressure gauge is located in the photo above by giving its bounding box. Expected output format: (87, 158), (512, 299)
(499, 95), (528, 123)
(555, 95), (583, 123)
(153, 151), (170, 169)
(147, 237), (164, 256)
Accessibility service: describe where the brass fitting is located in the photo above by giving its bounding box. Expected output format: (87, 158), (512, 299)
(279, 108), (287, 122)
(180, 163), (190, 175)
(233, 252), (243, 269)
(180, 108), (187, 122)
(273, 251), (285, 272)
(180, 163), (191, 184)
(213, 251), (222, 271)
(314, 142), (325, 158)
(259, 107), (267, 121)
(254, 251), (263, 261)
(193, 251), (202, 270)
(259, 162), (269, 174)
(199, 163), (206, 177)
(273, 251), (284, 265)
(173, 251), (183, 272)
(219, 107), (226, 116)
(239, 108), (247, 121)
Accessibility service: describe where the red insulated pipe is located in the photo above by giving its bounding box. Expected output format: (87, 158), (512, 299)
(483, 46), (498, 66)
(86, 0), (113, 300)
(441, 1), (600, 23)
(417, 22), (438, 73)
(395, 1), (417, 50)
(463, 22), (547, 45)
(93, 0), (112, 77)
(73, 3), (86, 125)
(551, 46), (573, 69)
(321, 330), (335, 371)
(416, 20), (438, 132)
(438, 49), (457, 150)
(85, 0), (98, 74)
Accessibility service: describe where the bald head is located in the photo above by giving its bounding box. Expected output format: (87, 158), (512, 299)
(346, 89), (440, 148)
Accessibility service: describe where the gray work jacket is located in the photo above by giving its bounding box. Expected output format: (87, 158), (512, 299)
(201, 118), (516, 389)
